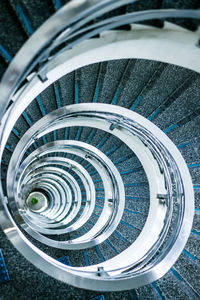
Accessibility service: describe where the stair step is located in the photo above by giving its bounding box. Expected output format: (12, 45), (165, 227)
(153, 77), (200, 131)
(156, 271), (192, 300)
(118, 60), (161, 111)
(115, 222), (140, 244)
(126, 0), (164, 29)
(0, 249), (10, 283)
(77, 63), (100, 104)
(52, 0), (70, 10)
(90, 295), (105, 300)
(174, 253), (200, 296)
(0, 0), (26, 58)
(143, 68), (197, 120)
(125, 198), (149, 215)
(98, 60), (128, 105)
(9, 0), (54, 35)
(122, 210), (146, 231)
(167, 120), (200, 156)
(136, 284), (161, 300)
(185, 234), (200, 260)
(161, 0), (200, 31)
(179, 141), (200, 165)
(57, 72), (75, 107)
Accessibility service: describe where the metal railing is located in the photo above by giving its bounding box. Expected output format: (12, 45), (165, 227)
(0, 0), (198, 291)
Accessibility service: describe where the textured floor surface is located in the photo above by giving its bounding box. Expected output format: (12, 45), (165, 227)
(0, 1), (200, 299)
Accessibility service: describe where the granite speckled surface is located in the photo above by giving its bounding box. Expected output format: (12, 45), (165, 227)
(0, 0), (200, 299)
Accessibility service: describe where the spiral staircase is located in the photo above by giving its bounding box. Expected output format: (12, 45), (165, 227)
(0, 0), (199, 299)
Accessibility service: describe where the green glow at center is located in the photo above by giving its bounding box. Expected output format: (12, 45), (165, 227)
(31, 197), (39, 205)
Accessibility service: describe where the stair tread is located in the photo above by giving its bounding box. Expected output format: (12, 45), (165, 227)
(0, 0), (26, 58)
(174, 253), (200, 295)
(9, 0), (54, 35)
(0, 0), (199, 292)
(157, 271), (193, 300)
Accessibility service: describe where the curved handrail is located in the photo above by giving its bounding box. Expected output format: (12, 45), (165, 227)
(0, 0), (197, 291)
(0, 3), (199, 121)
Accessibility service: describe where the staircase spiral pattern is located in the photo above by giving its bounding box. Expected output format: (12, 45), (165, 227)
(0, 0), (199, 298)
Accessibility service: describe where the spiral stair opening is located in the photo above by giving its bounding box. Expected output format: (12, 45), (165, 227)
(0, 0), (199, 299)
